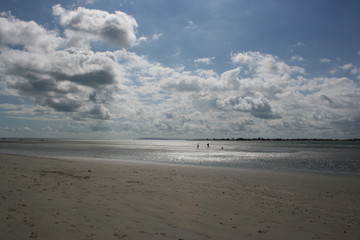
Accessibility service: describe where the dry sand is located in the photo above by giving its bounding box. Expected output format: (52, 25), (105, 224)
(0, 153), (359, 240)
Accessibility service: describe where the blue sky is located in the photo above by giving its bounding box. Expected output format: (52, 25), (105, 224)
(0, 0), (359, 139)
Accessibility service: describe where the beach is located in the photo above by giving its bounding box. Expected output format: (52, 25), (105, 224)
(1, 153), (359, 240)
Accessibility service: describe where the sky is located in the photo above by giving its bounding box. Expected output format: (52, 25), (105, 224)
(0, 0), (360, 139)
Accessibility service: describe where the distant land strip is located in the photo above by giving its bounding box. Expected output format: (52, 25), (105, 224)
(1, 137), (359, 142)
(191, 138), (360, 142)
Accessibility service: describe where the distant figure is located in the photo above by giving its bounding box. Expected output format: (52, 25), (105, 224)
(207, 143), (210, 148)
(221, 147), (224, 150)
(197, 143), (199, 149)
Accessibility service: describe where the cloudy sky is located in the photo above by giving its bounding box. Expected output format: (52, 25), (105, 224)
(0, 0), (360, 139)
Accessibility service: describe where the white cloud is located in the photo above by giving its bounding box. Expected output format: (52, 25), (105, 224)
(0, 12), (63, 52)
(216, 92), (281, 119)
(0, 47), (127, 121)
(350, 67), (360, 75)
(340, 63), (353, 71)
(339, 63), (360, 75)
(52, 4), (140, 49)
(290, 55), (304, 62)
(194, 57), (215, 65)
(82, 0), (97, 4)
(320, 58), (331, 63)
(152, 33), (163, 40)
(185, 20), (195, 30)
(0, 103), (23, 110)
(220, 67), (241, 89)
(231, 51), (305, 83)
(3, 126), (33, 132)
(41, 126), (53, 132)
(231, 51), (257, 65)
(295, 42), (306, 47)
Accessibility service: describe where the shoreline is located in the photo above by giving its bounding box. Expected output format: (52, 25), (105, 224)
(1, 151), (360, 177)
(1, 153), (359, 239)
(2, 137), (360, 142)
(1, 139), (359, 176)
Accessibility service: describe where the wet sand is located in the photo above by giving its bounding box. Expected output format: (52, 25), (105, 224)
(0, 153), (359, 239)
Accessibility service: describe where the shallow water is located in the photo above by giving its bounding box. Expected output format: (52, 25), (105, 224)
(0, 139), (359, 175)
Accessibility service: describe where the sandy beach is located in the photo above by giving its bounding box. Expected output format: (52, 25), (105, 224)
(0, 153), (359, 240)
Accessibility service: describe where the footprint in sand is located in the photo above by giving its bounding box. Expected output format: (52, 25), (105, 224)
(29, 232), (38, 238)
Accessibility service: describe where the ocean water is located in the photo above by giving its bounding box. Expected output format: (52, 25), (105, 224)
(0, 139), (359, 175)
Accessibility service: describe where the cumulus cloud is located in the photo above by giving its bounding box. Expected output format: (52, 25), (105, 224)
(0, 3), (143, 122)
(0, 47), (123, 119)
(83, 105), (112, 120)
(228, 51), (306, 102)
(52, 4), (140, 48)
(216, 92), (281, 119)
(220, 67), (241, 89)
(231, 51), (305, 77)
(231, 119), (255, 132)
(0, 6), (360, 138)
(163, 79), (202, 92)
(154, 121), (173, 131)
(0, 12), (63, 52)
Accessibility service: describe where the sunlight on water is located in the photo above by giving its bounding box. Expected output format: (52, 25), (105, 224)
(0, 139), (359, 174)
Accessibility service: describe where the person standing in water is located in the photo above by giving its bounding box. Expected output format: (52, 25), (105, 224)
(207, 143), (209, 148)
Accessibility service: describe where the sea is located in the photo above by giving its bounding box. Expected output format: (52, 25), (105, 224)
(0, 139), (359, 175)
